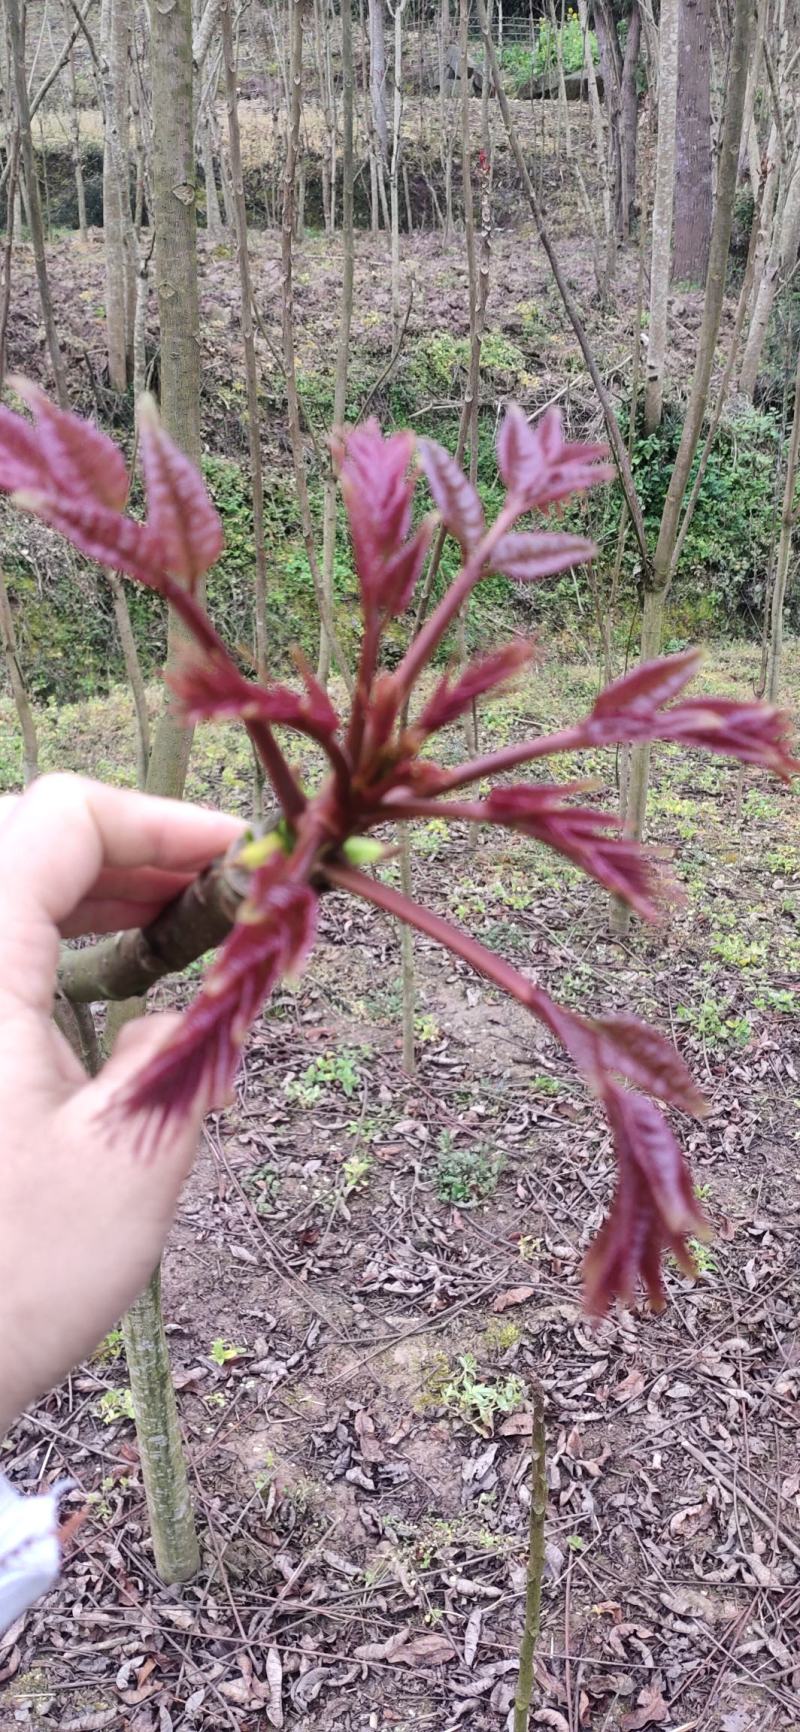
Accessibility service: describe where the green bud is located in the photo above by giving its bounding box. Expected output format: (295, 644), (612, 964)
(343, 835), (385, 866)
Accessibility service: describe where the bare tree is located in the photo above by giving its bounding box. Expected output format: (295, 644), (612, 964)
(766, 343), (800, 698)
(62, 0), (88, 241)
(625, 0), (756, 855)
(643, 0), (678, 432)
(220, 0), (267, 681)
(107, 0), (205, 1588)
(0, 567), (39, 784)
(672, 0), (713, 284)
(5, 0), (68, 404)
(101, 0), (135, 387)
(319, 0), (355, 684)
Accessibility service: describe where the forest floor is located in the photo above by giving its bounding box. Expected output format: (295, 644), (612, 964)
(1, 639), (799, 1732)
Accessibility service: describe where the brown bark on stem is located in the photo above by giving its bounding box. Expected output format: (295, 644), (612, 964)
(474, 0), (650, 573)
(0, 565), (39, 784)
(5, 0), (68, 404)
(220, 0), (268, 678)
(318, 0), (355, 684)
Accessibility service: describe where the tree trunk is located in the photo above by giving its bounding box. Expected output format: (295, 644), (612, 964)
(63, 4), (88, 243)
(624, 0), (756, 865)
(108, 571), (150, 789)
(221, 0), (268, 679)
(5, 0), (68, 405)
(201, 119), (224, 239)
(618, 2), (640, 241)
(672, 0), (713, 284)
(111, 0), (205, 1587)
(388, 0), (405, 338)
(643, 0), (679, 432)
(766, 344), (800, 700)
(740, 148), (800, 399)
(279, 0), (353, 693)
(369, 0), (388, 166)
(318, 0), (354, 684)
(101, 0), (135, 390)
(578, 0), (611, 253)
(0, 566), (39, 784)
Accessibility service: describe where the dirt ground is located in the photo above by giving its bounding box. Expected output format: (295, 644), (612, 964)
(1, 635), (799, 1732)
(1, 183), (799, 1732)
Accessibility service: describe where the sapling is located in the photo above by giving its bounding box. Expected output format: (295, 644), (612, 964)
(0, 379), (797, 1312)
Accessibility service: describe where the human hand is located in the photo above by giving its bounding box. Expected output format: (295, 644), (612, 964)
(0, 774), (244, 1436)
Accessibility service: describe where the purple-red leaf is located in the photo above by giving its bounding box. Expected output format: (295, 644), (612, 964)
(591, 650), (702, 720)
(486, 783), (662, 918)
(491, 529), (596, 582)
(13, 491), (168, 588)
(124, 877), (317, 1142)
(579, 652), (800, 777)
(417, 642), (534, 735)
(381, 518), (435, 616)
(171, 653), (340, 741)
(138, 396), (223, 585)
(591, 1015), (707, 1114)
(496, 404), (611, 511)
(417, 438), (486, 549)
(335, 420), (417, 613)
(9, 375), (130, 510)
(583, 1085), (709, 1314)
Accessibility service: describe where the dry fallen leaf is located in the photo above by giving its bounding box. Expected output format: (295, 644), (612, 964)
(354, 1407), (385, 1463)
(621, 1684), (669, 1729)
(499, 1411), (534, 1436)
(492, 1285), (537, 1312)
(463, 1604), (482, 1669)
(265, 1646), (283, 1728)
(387, 1632), (456, 1666)
(532, 1711), (570, 1730)
(612, 1367), (646, 1402)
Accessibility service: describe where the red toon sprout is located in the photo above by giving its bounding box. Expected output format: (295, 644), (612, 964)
(2, 388), (797, 1312)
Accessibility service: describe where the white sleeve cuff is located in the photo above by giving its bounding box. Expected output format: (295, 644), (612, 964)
(0, 1473), (64, 1633)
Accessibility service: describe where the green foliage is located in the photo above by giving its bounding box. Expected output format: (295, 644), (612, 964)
(626, 404), (785, 635)
(433, 1134), (502, 1203)
(499, 12), (597, 92)
(676, 998), (752, 1050)
(96, 1387), (135, 1425)
(426, 1351), (525, 1434)
(210, 1338), (246, 1365)
(285, 1047), (363, 1106)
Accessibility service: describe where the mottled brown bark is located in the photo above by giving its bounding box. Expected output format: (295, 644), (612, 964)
(672, 0), (713, 284)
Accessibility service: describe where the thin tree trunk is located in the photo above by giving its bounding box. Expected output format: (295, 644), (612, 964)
(766, 344), (800, 699)
(475, 0), (651, 571)
(399, 828), (416, 1073)
(643, 0), (678, 432)
(63, 4), (88, 242)
(673, 0), (713, 283)
(578, 0), (611, 257)
(280, 0), (353, 694)
(623, 0), (756, 867)
(108, 571), (150, 788)
(5, 0), (68, 404)
(201, 119), (224, 238)
(740, 148), (800, 399)
(0, 566), (39, 784)
(388, 0), (406, 338)
(0, 127), (19, 389)
(369, 0), (388, 167)
(318, 0), (355, 684)
(513, 1381), (546, 1732)
(110, 0), (204, 1587)
(619, 1), (640, 241)
(221, 0), (268, 679)
(101, 0), (135, 389)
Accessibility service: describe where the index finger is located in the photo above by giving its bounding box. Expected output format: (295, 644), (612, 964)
(0, 774), (244, 1011)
